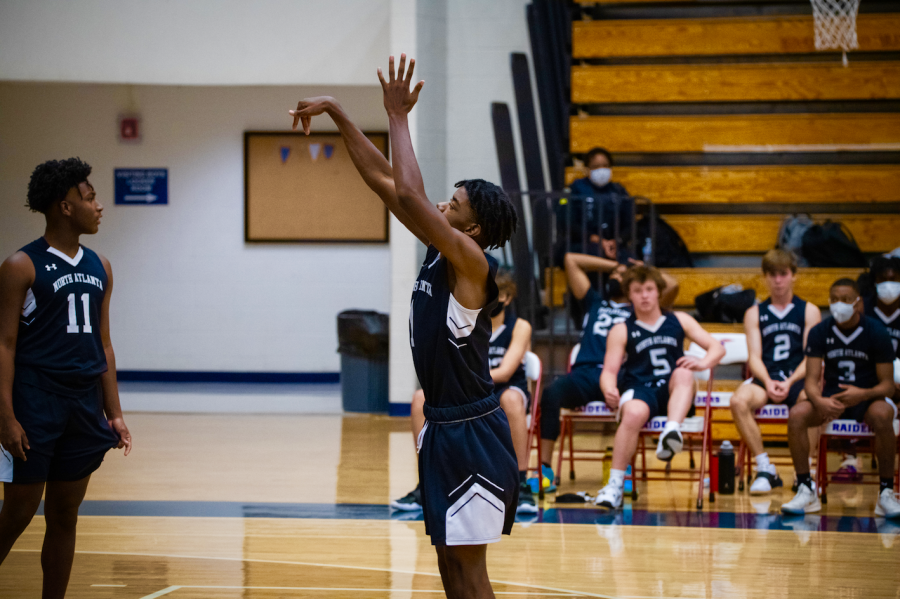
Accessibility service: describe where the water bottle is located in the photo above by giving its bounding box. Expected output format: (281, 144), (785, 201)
(718, 440), (735, 495)
(642, 237), (652, 263)
(624, 464), (633, 494)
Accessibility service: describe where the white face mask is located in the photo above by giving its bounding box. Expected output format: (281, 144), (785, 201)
(876, 281), (900, 304)
(589, 167), (612, 188)
(830, 298), (858, 324)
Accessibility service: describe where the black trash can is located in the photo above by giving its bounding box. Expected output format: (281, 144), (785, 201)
(337, 310), (389, 413)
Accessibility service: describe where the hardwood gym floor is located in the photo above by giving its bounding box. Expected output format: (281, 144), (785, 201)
(1, 413), (898, 598)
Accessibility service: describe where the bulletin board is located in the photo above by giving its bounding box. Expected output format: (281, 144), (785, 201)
(244, 131), (389, 243)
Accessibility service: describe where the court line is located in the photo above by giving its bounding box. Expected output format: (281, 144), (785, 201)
(13, 548), (618, 599)
(136, 585), (589, 597)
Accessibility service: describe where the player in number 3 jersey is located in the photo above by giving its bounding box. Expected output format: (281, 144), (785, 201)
(0, 158), (132, 598)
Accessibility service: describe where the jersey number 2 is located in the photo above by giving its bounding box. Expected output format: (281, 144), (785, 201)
(67, 293), (93, 334)
(773, 334), (790, 362)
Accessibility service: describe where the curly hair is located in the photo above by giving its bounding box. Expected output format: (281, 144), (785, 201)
(26, 158), (93, 214)
(870, 255), (900, 282)
(454, 179), (517, 250)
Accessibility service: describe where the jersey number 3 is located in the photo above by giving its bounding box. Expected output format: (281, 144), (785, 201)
(67, 293), (93, 334)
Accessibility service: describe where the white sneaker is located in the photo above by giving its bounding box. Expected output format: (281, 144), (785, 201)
(655, 428), (683, 462)
(593, 483), (624, 509)
(781, 482), (821, 515)
(875, 488), (900, 519)
(749, 467), (783, 495)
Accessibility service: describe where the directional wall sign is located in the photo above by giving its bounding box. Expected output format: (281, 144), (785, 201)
(114, 168), (168, 205)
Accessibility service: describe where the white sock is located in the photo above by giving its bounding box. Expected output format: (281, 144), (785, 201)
(663, 420), (680, 434)
(608, 469), (626, 490)
(755, 452), (771, 470)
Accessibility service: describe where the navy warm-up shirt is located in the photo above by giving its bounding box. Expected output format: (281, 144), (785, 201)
(805, 315), (894, 397)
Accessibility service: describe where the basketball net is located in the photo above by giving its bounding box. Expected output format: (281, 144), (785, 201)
(810, 0), (860, 66)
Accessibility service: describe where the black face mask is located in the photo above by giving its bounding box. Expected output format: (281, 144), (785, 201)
(490, 301), (506, 317)
(606, 278), (623, 300)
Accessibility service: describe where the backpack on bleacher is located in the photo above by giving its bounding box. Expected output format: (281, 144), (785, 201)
(777, 214), (813, 267)
(801, 220), (868, 268)
(695, 284), (757, 324)
(636, 215), (693, 268)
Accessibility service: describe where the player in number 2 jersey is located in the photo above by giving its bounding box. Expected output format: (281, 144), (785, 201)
(0, 158), (132, 598)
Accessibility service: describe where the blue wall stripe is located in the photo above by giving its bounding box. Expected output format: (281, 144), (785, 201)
(389, 402), (412, 417)
(117, 371), (339, 384)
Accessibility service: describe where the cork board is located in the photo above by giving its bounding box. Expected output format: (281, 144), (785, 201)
(244, 131), (389, 242)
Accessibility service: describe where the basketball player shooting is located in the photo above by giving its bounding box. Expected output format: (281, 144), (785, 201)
(289, 55), (520, 598)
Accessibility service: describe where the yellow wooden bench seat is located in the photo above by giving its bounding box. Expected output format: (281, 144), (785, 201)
(570, 113), (900, 154)
(544, 266), (864, 308)
(572, 15), (900, 58)
(571, 62), (900, 104)
(665, 214), (900, 254)
(563, 165), (900, 205)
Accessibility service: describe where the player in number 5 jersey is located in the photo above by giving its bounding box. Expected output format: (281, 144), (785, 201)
(0, 158), (132, 598)
(594, 266), (724, 509)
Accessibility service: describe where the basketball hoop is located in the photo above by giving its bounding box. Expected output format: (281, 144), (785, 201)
(810, 0), (860, 66)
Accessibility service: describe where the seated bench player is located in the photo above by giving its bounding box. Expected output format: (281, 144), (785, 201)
(532, 253), (679, 492)
(867, 255), (900, 398)
(730, 249), (821, 494)
(392, 270), (537, 513)
(781, 279), (900, 519)
(594, 265), (725, 509)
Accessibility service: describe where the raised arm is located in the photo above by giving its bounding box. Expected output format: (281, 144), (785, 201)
(98, 256), (131, 456)
(0, 253), (34, 460)
(563, 252), (619, 301)
(290, 96), (429, 246)
(379, 55), (489, 306)
(660, 272), (680, 309)
(491, 318), (532, 384)
(675, 311), (725, 371)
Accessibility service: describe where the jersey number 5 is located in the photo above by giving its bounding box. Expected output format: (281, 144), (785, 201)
(66, 293), (93, 334)
(650, 348), (671, 377)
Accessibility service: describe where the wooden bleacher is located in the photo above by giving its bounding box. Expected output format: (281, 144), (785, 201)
(664, 214), (900, 254)
(572, 14), (900, 58)
(571, 62), (900, 104)
(570, 113), (900, 154)
(544, 266), (864, 310)
(563, 165), (900, 205)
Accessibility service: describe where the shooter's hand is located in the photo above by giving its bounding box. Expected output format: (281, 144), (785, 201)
(289, 96), (338, 135)
(377, 54), (424, 117)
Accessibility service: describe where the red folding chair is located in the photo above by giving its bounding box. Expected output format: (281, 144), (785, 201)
(816, 417), (900, 504)
(523, 351), (546, 499)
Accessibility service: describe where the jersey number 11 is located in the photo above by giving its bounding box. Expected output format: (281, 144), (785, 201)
(67, 293), (93, 334)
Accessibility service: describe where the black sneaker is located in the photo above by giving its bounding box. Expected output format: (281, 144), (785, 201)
(517, 482), (538, 514)
(390, 484), (422, 511)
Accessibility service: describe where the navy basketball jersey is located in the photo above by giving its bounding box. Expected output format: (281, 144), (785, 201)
(488, 309), (527, 390)
(573, 287), (631, 369)
(15, 238), (108, 388)
(805, 316), (895, 397)
(622, 312), (685, 388)
(866, 303), (900, 359)
(409, 245), (499, 409)
(757, 295), (808, 378)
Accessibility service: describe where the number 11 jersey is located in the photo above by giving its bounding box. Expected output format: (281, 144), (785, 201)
(16, 238), (108, 388)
